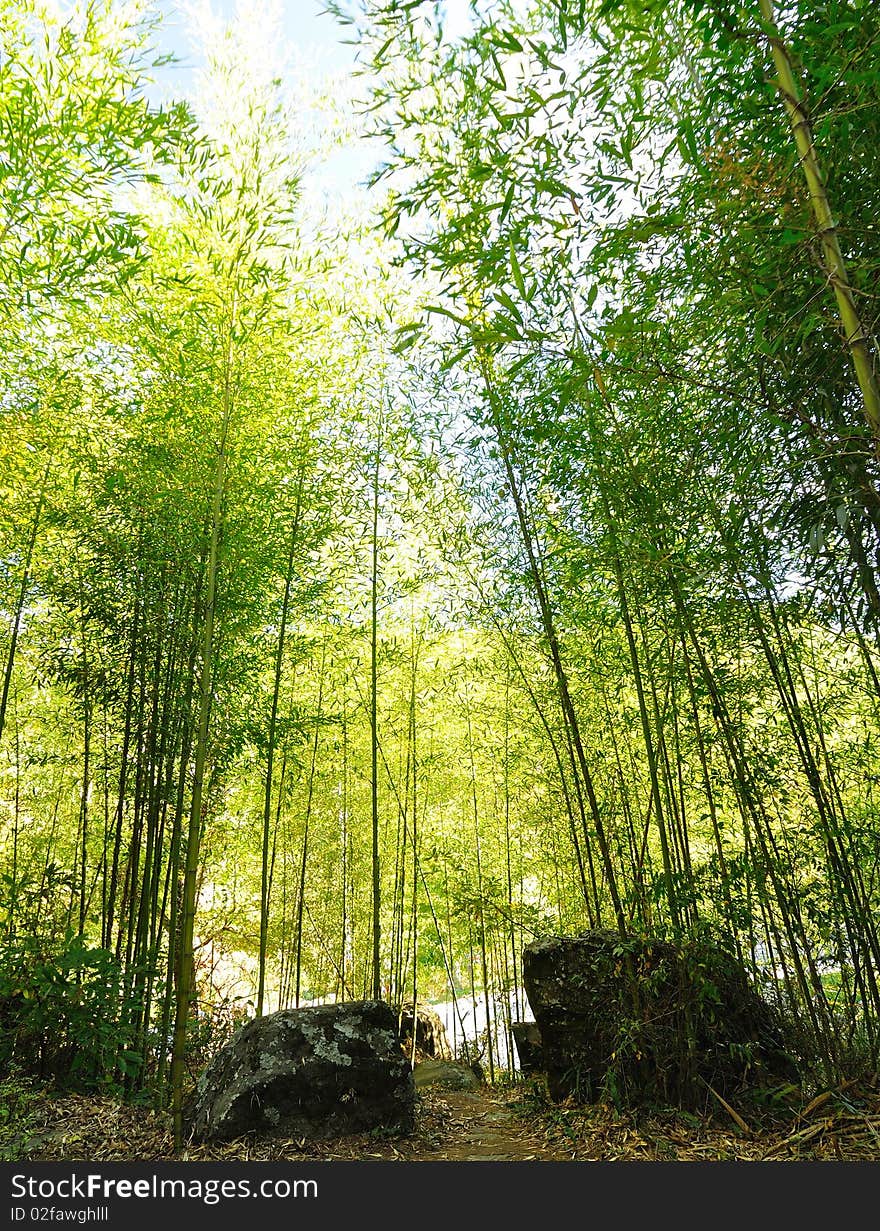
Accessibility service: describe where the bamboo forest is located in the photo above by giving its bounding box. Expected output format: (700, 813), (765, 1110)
(2, 0), (880, 1167)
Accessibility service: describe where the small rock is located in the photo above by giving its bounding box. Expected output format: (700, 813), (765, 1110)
(413, 1059), (482, 1090)
(397, 1002), (452, 1060)
(511, 1021), (543, 1074)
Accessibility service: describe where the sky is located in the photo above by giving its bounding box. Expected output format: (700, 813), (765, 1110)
(152, 0), (358, 88)
(148, 0), (374, 201)
(145, 0), (474, 202)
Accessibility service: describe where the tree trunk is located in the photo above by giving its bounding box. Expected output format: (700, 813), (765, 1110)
(170, 307), (236, 1150)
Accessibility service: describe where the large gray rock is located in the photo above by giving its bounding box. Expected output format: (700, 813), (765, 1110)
(523, 930), (797, 1108)
(186, 1000), (415, 1143)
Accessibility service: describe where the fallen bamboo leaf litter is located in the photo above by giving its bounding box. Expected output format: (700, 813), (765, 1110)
(15, 1078), (880, 1163)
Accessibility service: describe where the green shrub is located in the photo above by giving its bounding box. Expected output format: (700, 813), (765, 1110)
(0, 1071), (48, 1161)
(0, 931), (142, 1090)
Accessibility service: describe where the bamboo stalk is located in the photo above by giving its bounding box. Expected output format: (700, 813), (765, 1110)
(758, 0), (880, 441)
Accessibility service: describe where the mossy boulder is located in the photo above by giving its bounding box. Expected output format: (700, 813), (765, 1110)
(186, 1000), (415, 1143)
(523, 930), (797, 1108)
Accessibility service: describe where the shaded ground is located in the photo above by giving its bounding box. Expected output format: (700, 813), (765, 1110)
(15, 1077), (880, 1162)
(22, 1083), (568, 1162)
(517, 1079), (880, 1161)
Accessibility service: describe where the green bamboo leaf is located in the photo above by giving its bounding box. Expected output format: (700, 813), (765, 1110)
(495, 290), (523, 323)
(509, 241), (528, 301)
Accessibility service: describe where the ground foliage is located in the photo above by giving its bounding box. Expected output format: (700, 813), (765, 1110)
(516, 1076), (880, 1161)
(6, 1075), (880, 1162)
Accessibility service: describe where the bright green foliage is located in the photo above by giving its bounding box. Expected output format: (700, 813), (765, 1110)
(343, 0), (880, 1078)
(0, 0), (191, 318)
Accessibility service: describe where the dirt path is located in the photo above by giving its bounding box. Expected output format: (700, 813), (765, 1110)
(412, 1087), (569, 1161)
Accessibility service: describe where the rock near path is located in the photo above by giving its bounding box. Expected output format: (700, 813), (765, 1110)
(186, 1000), (414, 1144)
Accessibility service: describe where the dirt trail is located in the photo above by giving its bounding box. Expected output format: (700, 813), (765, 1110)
(416, 1087), (568, 1161)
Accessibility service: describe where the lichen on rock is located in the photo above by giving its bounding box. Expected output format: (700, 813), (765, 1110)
(186, 1000), (415, 1143)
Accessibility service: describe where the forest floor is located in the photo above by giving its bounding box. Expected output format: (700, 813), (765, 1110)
(15, 1076), (880, 1162)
